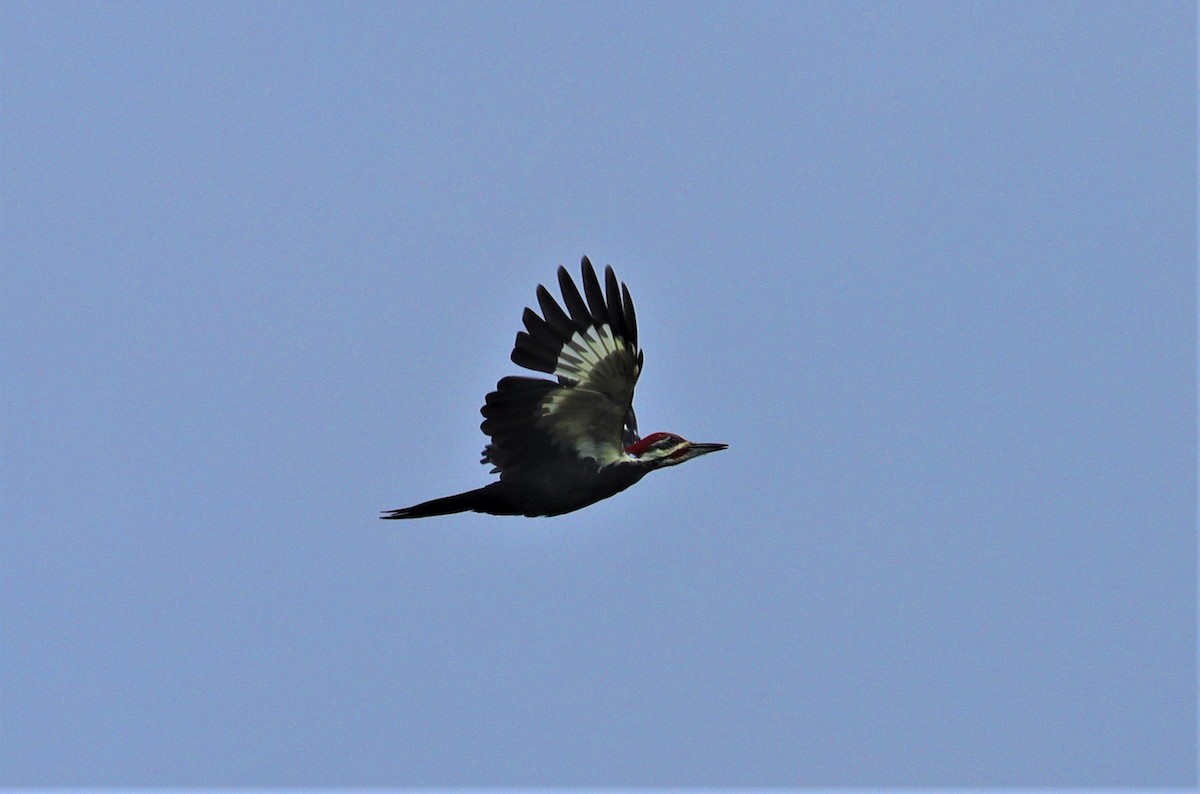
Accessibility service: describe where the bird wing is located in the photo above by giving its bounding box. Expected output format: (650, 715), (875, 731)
(480, 257), (644, 473)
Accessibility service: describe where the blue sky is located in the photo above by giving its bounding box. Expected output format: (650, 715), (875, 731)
(1, 1), (1195, 787)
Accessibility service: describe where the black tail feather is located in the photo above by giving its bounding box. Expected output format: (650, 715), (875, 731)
(380, 484), (516, 519)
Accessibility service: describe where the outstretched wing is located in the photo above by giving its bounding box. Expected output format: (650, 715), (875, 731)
(480, 256), (644, 474)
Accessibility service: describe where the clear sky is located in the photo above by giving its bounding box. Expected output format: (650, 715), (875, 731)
(1, 1), (1195, 787)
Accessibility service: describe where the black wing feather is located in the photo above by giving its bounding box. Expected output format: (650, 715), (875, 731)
(511, 328), (560, 374)
(558, 266), (593, 327)
(582, 258), (609, 325)
(604, 266), (629, 346)
(622, 283), (638, 349)
(480, 376), (559, 470)
(536, 285), (576, 340)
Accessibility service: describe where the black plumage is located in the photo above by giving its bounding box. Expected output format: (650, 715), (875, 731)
(381, 256), (723, 519)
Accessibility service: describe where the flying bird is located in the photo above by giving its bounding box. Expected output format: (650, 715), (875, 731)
(381, 257), (726, 519)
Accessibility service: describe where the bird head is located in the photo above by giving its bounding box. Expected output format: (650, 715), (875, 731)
(625, 431), (728, 469)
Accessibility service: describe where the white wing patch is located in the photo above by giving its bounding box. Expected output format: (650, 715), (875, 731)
(554, 324), (625, 385)
(538, 387), (628, 465)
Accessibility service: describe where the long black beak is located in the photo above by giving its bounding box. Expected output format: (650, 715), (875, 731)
(687, 442), (728, 457)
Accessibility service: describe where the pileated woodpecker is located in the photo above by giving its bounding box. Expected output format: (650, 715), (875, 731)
(381, 257), (726, 519)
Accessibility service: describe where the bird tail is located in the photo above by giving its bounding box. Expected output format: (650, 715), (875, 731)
(380, 484), (516, 519)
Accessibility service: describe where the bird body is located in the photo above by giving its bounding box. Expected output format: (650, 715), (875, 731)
(382, 258), (725, 519)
